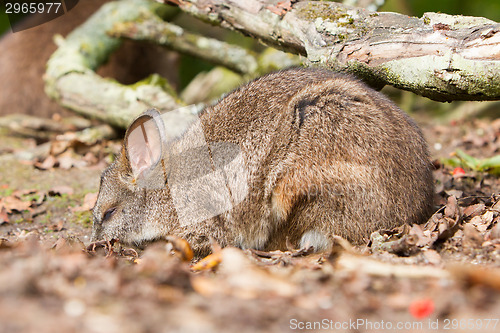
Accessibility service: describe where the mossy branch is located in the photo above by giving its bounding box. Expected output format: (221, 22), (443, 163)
(159, 0), (500, 102)
(109, 13), (259, 75)
(45, 0), (500, 129)
(44, 0), (181, 128)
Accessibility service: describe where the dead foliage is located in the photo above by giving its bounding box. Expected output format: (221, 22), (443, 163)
(0, 116), (499, 332)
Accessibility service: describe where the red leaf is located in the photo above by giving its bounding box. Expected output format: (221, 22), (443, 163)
(452, 167), (466, 177)
(409, 298), (435, 319)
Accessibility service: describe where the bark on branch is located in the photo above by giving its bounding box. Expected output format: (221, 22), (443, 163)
(45, 0), (500, 129)
(159, 0), (500, 102)
(109, 13), (259, 75)
(44, 0), (181, 128)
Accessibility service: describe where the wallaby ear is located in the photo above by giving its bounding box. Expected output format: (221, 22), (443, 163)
(124, 109), (165, 181)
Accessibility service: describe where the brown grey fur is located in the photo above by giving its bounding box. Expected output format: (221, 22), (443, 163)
(91, 68), (434, 255)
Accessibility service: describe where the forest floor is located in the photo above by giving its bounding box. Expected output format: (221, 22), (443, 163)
(0, 114), (499, 333)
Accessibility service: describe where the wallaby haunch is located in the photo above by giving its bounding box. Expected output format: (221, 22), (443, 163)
(91, 68), (434, 255)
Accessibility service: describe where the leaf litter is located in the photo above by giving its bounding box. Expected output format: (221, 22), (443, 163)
(0, 116), (499, 332)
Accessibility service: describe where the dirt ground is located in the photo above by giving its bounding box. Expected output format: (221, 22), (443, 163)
(0, 114), (499, 333)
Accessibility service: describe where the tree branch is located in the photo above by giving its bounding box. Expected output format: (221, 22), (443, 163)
(44, 0), (181, 128)
(159, 0), (500, 102)
(109, 12), (259, 75)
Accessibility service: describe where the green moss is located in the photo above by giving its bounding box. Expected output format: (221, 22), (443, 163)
(0, 188), (14, 197)
(23, 193), (41, 202)
(73, 210), (93, 227)
(337, 33), (347, 41)
(128, 74), (180, 101)
(299, 2), (351, 21)
(38, 212), (52, 225)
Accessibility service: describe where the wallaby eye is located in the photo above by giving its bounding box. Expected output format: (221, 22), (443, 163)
(102, 207), (117, 222)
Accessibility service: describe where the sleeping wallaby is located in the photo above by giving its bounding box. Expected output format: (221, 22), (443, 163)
(91, 67), (434, 255)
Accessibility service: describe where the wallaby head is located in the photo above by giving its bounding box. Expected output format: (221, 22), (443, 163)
(91, 68), (434, 255)
(91, 109), (177, 246)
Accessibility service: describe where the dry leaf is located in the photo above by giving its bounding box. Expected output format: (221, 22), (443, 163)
(0, 206), (9, 224)
(488, 222), (500, 240)
(422, 249), (442, 265)
(50, 140), (71, 155)
(191, 252), (222, 271)
(0, 195), (32, 213)
(463, 203), (485, 218)
(49, 220), (65, 232)
(35, 155), (57, 170)
(49, 185), (74, 196)
(462, 223), (483, 248)
(451, 265), (500, 291)
(192, 248), (296, 299)
(444, 196), (459, 219)
(82, 152), (98, 165)
(57, 150), (77, 169)
(71, 192), (98, 212)
(166, 235), (194, 262)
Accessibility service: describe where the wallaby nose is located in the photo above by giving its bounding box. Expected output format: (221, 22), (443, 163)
(89, 222), (103, 242)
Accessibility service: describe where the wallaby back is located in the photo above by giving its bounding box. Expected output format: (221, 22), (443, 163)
(92, 68), (434, 255)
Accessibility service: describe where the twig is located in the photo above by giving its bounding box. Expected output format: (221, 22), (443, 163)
(110, 13), (258, 75)
(336, 253), (451, 279)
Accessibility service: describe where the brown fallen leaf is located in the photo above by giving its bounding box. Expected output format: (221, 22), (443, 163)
(421, 249), (442, 265)
(71, 192), (98, 212)
(34, 155), (57, 170)
(29, 206), (47, 218)
(191, 251), (222, 271)
(48, 185), (74, 196)
(0, 238), (13, 249)
(492, 198), (500, 211)
(444, 195), (460, 219)
(52, 236), (85, 253)
(48, 219), (65, 232)
(409, 223), (433, 247)
(50, 140), (71, 156)
(370, 230), (419, 256)
(57, 149), (79, 169)
(82, 152), (98, 165)
(451, 265), (500, 291)
(0, 206), (9, 224)
(191, 247), (296, 298)
(487, 222), (500, 240)
(469, 212), (493, 233)
(462, 223), (484, 249)
(166, 235), (194, 262)
(0, 195), (32, 213)
(120, 247), (139, 258)
(463, 203), (486, 218)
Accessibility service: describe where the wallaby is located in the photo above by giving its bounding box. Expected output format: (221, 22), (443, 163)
(91, 67), (434, 255)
